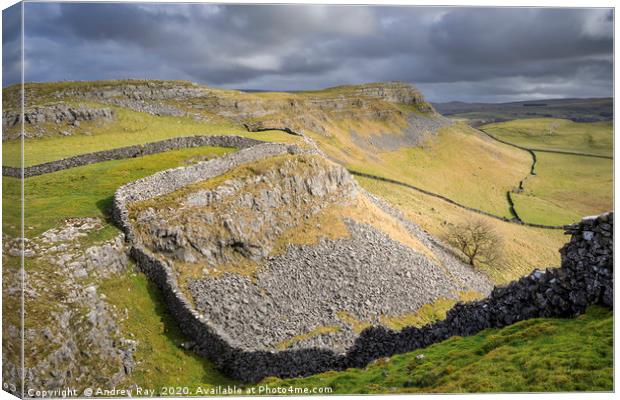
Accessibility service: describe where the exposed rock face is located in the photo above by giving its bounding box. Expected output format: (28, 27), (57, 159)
(2, 104), (115, 140)
(348, 82), (435, 112)
(7, 80), (448, 145)
(54, 81), (206, 102)
(134, 155), (358, 267)
(2, 219), (135, 393)
(127, 151), (491, 353)
(2, 104), (114, 127)
(351, 112), (450, 151)
(217, 83), (446, 138)
(187, 219), (490, 353)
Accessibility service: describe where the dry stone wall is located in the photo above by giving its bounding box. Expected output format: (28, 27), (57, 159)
(2, 135), (262, 178)
(345, 212), (613, 368)
(111, 138), (613, 382)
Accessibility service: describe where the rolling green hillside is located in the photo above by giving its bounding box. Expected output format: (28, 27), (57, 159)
(339, 123), (531, 219)
(1, 107), (295, 167)
(482, 118), (612, 157)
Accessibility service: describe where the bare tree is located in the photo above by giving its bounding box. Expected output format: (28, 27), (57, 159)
(443, 218), (503, 267)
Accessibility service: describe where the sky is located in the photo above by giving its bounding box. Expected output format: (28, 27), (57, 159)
(2, 2), (614, 102)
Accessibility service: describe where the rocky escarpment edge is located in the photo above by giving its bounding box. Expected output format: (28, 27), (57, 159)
(2, 135), (263, 178)
(2, 104), (115, 129)
(111, 138), (613, 382)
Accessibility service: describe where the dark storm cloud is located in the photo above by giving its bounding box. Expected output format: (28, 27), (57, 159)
(4, 3), (613, 102)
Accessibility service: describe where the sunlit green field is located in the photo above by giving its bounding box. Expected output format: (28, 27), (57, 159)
(2, 106), (295, 167)
(512, 152), (613, 226)
(481, 118), (613, 157)
(3, 146), (236, 237)
(475, 117), (613, 226)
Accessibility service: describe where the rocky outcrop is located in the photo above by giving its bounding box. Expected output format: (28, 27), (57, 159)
(348, 82), (435, 112)
(2, 104), (114, 140)
(135, 155), (359, 266)
(112, 143), (318, 237)
(2, 218), (135, 393)
(112, 142), (498, 382)
(229, 83), (444, 138)
(131, 152), (490, 354)
(54, 81), (206, 102)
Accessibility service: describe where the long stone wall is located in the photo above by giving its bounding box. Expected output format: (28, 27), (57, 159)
(2, 135), (263, 178)
(345, 212), (613, 367)
(111, 140), (612, 382)
(349, 170), (564, 230)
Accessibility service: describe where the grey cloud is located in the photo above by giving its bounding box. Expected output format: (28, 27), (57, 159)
(2, 3), (22, 87)
(3, 3), (613, 102)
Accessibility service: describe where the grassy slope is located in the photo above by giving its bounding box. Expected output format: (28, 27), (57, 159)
(270, 306), (612, 393)
(2, 106), (295, 167)
(482, 118), (613, 156)
(313, 122), (531, 219)
(512, 153), (613, 226)
(3, 146), (236, 237)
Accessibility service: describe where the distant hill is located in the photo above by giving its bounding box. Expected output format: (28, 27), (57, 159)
(433, 98), (612, 126)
